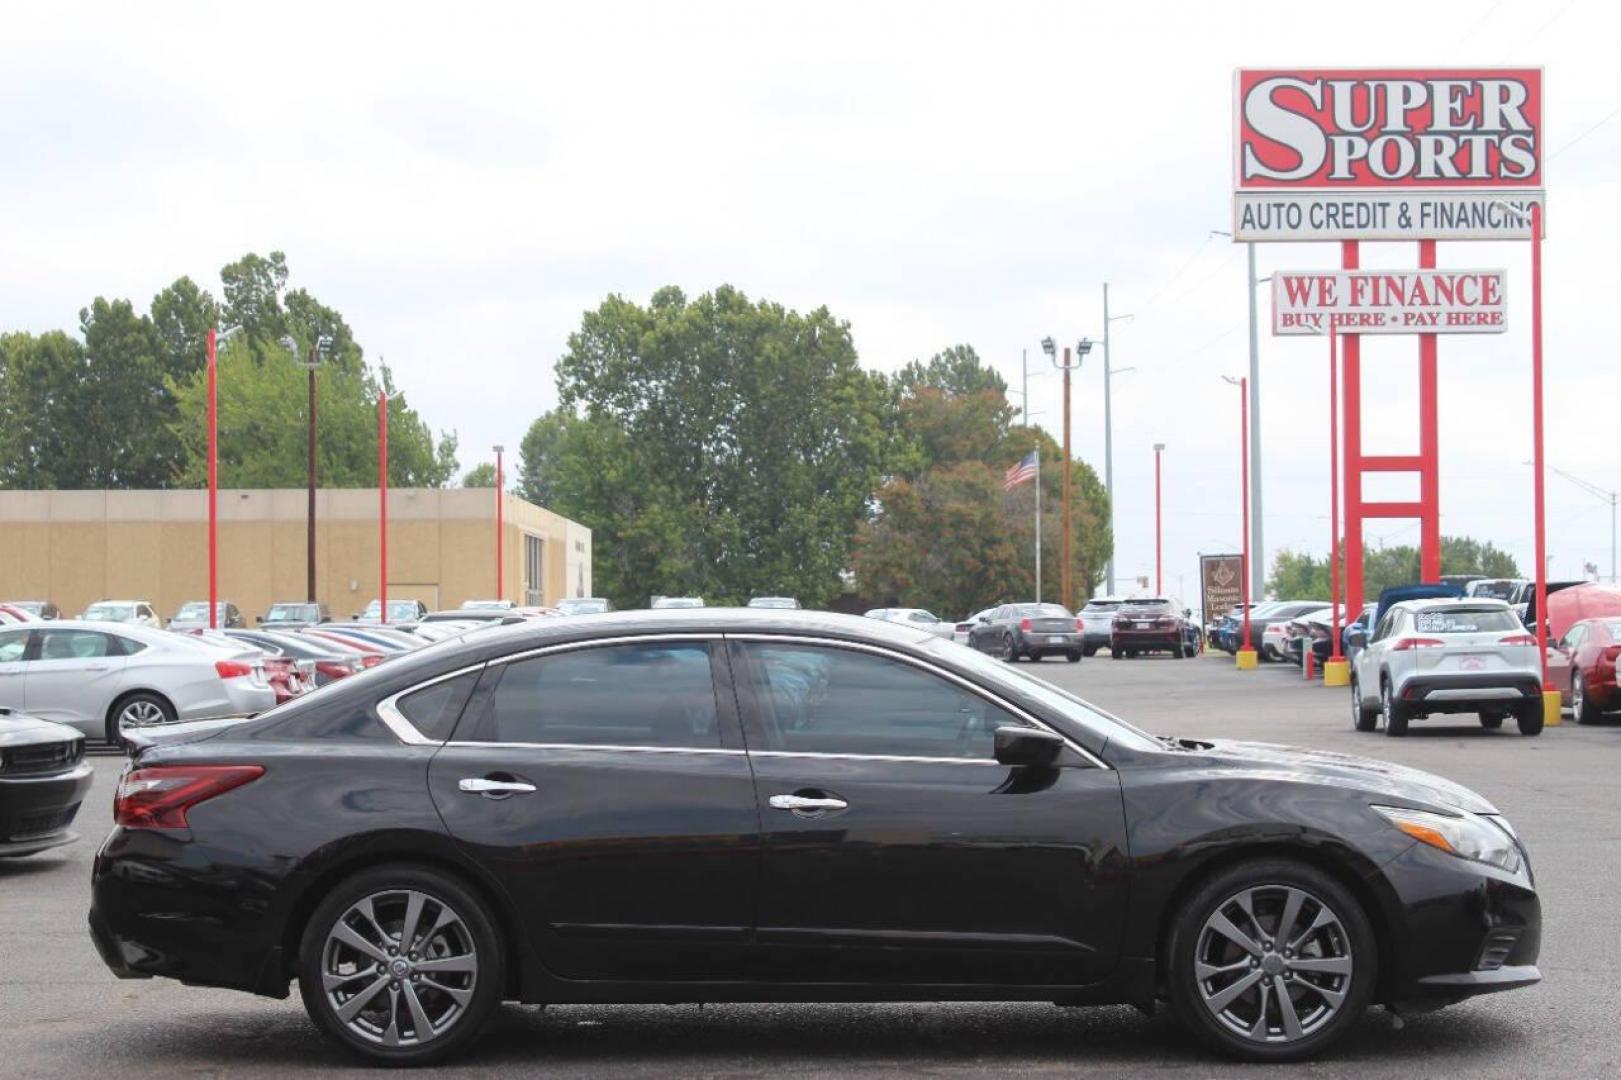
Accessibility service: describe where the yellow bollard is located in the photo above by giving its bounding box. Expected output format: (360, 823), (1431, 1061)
(1323, 659), (1350, 687)
(1235, 648), (1258, 670)
(1543, 690), (1563, 728)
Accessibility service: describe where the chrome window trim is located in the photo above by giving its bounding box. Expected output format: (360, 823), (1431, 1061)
(727, 632), (1110, 770)
(375, 661), (490, 746)
(376, 630), (1108, 769)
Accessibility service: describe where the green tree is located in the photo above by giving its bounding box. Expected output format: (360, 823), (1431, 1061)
(169, 337), (456, 488)
(150, 276), (218, 383)
(0, 330), (87, 488)
(219, 251), (289, 357)
(889, 344), (1016, 478)
(461, 462), (497, 488)
(1268, 535), (1524, 601)
(1268, 550), (1332, 600)
(544, 285), (893, 609)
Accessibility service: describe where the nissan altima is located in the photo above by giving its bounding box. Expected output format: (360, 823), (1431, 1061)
(89, 609), (1540, 1066)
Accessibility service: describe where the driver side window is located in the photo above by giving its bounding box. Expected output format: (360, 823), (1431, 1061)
(1372, 611), (1398, 643)
(739, 643), (1027, 759)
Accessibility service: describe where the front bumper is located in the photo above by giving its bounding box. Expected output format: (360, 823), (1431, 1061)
(0, 761), (92, 857)
(1378, 836), (1542, 1010)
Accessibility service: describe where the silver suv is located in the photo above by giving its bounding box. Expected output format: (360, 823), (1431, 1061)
(1350, 598), (1543, 737)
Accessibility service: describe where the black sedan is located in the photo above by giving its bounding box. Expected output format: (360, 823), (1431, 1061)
(90, 610), (1540, 1065)
(1, 706), (90, 857)
(966, 602), (1083, 661)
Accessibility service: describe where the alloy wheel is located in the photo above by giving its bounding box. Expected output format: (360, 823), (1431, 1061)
(1193, 883), (1353, 1045)
(319, 889), (479, 1048)
(118, 699), (167, 730)
(1572, 672), (1584, 717)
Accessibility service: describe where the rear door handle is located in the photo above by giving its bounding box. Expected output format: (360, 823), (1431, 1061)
(459, 777), (537, 796)
(768, 794), (848, 813)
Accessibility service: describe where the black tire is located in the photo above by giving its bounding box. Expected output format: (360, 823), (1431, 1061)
(1066, 651), (1082, 663)
(298, 864), (504, 1066)
(1000, 635), (1021, 663)
(1478, 710), (1505, 730)
(1166, 858), (1377, 1063)
(1350, 677), (1378, 732)
(105, 691), (176, 745)
(1573, 670), (1601, 725)
(1380, 678), (1409, 737)
(1083, 644), (1098, 658)
(1111, 645), (1122, 660)
(1514, 700), (1544, 737)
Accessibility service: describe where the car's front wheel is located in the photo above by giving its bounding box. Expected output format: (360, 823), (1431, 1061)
(298, 864), (504, 1066)
(1000, 636), (1019, 663)
(1167, 859), (1376, 1062)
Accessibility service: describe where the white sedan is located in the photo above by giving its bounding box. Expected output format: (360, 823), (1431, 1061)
(863, 608), (955, 639)
(0, 621), (276, 743)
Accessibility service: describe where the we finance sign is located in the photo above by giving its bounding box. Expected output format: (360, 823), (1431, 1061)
(1272, 269), (1507, 335)
(1232, 69), (1545, 241)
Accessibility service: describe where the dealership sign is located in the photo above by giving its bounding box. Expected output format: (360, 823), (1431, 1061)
(1200, 554), (1245, 624)
(1272, 269), (1507, 335)
(1233, 69), (1544, 241)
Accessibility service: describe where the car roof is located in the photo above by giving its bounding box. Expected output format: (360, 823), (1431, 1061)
(1391, 597), (1511, 612)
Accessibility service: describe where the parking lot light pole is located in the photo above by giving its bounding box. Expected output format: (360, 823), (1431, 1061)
(494, 445), (505, 601)
(1044, 338), (1091, 612)
(284, 334), (334, 603)
(1224, 375), (1256, 669)
(378, 393), (388, 625)
(1153, 443), (1165, 595)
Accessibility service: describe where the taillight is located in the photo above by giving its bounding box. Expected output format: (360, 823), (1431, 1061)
(1019, 618), (1032, 631)
(1602, 645), (1621, 664)
(1498, 634), (1537, 646)
(114, 765), (264, 829)
(1075, 619), (1084, 632)
(315, 660), (352, 680)
(214, 659), (253, 679)
(1392, 637), (1445, 650)
(361, 654), (383, 668)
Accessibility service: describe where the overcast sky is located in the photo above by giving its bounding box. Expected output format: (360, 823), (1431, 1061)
(4, 0), (1618, 601)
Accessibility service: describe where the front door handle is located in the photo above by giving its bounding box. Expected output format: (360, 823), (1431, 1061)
(459, 777), (537, 796)
(768, 794), (848, 813)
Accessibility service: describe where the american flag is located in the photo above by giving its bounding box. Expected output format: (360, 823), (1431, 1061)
(1003, 450), (1038, 490)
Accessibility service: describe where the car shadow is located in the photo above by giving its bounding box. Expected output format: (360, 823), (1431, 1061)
(0, 850), (78, 880)
(75, 1000), (1529, 1073)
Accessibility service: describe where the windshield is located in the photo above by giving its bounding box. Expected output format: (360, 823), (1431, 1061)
(1013, 603), (1072, 618)
(175, 602), (212, 618)
(748, 597), (799, 609)
(559, 599), (609, 614)
(1122, 599), (1174, 613)
(1082, 600), (1121, 612)
(1468, 580), (1520, 600)
(266, 604), (316, 623)
(1412, 606), (1521, 633)
(653, 597), (703, 609)
(84, 603), (134, 620)
(924, 638), (1161, 753)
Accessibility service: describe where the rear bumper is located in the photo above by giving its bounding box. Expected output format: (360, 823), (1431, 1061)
(1397, 673), (1542, 712)
(1111, 630), (1182, 650)
(1018, 631), (1083, 654)
(0, 762), (92, 857)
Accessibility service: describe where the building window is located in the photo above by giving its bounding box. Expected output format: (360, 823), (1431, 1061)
(524, 535), (543, 606)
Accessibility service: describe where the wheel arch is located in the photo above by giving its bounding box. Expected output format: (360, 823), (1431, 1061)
(1151, 841), (1400, 1005)
(104, 687), (177, 738)
(277, 838), (532, 1002)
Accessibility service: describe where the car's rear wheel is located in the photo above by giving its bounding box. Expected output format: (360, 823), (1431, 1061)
(1380, 679), (1408, 737)
(1573, 670), (1601, 725)
(105, 692), (176, 744)
(1167, 859), (1375, 1062)
(1514, 700), (1544, 737)
(1083, 644), (1098, 658)
(1350, 678), (1377, 732)
(1066, 651), (1081, 663)
(298, 864), (503, 1066)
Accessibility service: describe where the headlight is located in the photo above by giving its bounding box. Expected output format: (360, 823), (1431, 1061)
(1373, 805), (1523, 875)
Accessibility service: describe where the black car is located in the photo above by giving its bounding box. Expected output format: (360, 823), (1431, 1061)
(1, 706), (90, 857)
(967, 602), (1083, 661)
(90, 610), (1541, 1066)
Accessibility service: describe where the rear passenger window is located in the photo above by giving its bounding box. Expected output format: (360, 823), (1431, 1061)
(395, 670), (480, 742)
(474, 643), (721, 748)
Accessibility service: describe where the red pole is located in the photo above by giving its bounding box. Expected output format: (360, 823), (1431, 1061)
(1240, 376), (1252, 653)
(1418, 239), (1442, 580)
(1342, 241), (1364, 619)
(1531, 204), (1549, 691)
(207, 327), (218, 630)
(378, 394), (388, 624)
(495, 448), (504, 601)
(1329, 326), (1343, 661)
(1154, 446), (1163, 595)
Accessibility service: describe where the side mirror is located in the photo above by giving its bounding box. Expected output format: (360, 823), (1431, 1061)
(1347, 628), (1367, 648)
(993, 726), (1065, 768)
(976, 614), (991, 624)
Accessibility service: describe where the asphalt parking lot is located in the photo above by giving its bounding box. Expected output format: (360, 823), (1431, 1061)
(3, 652), (1617, 1079)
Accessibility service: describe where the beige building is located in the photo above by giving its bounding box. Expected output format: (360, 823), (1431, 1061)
(0, 488), (591, 621)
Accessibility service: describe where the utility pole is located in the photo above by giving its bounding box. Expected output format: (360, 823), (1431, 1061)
(1153, 443), (1165, 594)
(1103, 285), (1115, 595)
(281, 333), (332, 604)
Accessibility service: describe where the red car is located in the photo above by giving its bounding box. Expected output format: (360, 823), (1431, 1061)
(1548, 616), (1621, 724)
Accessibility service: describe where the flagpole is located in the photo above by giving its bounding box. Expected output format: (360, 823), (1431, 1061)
(1035, 450), (1043, 603)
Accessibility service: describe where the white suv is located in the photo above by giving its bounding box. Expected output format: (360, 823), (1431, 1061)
(1350, 598), (1543, 737)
